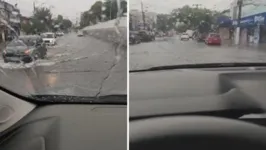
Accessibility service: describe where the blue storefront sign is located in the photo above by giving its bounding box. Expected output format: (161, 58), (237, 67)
(232, 12), (266, 27)
(217, 16), (232, 27)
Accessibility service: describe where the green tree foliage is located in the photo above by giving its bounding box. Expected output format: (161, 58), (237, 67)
(79, 0), (127, 28)
(57, 15), (63, 22)
(103, 0), (118, 20)
(121, 0), (127, 13)
(21, 6), (72, 34)
(80, 1), (103, 28)
(156, 14), (170, 32)
(53, 15), (73, 31)
(33, 7), (53, 32)
(91, 1), (103, 21)
(156, 5), (221, 33)
(80, 11), (91, 28)
(21, 21), (33, 35)
(176, 23), (189, 33)
(61, 19), (72, 29)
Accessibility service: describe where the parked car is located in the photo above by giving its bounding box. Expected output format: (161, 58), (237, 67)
(130, 31), (141, 44)
(56, 31), (64, 36)
(2, 35), (47, 63)
(180, 33), (190, 41)
(196, 32), (208, 42)
(138, 30), (155, 42)
(41, 32), (56, 46)
(78, 30), (84, 37)
(205, 33), (221, 45)
(186, 30), (194, 38)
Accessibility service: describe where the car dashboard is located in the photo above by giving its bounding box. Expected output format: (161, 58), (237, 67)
(130, 67), (266, 122)
(0, 91), (126, 150)
(130, 67), (266, 150)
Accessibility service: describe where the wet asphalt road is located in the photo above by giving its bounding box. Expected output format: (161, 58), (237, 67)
(130, 36), (266, 70)
(0, 32), (127, 97)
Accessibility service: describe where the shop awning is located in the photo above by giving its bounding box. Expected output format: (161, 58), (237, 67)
(217, 16), (232, 27)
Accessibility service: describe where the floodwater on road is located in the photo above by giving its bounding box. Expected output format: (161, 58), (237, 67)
(0, 32), (127, 97)
(130, 36), (266, 70)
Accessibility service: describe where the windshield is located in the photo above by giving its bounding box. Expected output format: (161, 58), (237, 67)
(129, 0), (266, 71)
(0, 0), (127, 103)
(8, 40), (26, 47)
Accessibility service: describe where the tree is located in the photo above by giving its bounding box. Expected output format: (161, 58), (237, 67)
(21, 21), (33, 35)
(176, 23), (189, 33)
(61, 19), (72, 29)
(103, 0), (118, 20)
(121, 0), (127, 13)
(33, 7), (53, 32)
(170, 5), (216, 30)
(156, 14), (170, 32)
(57, 15), (63, 22)
(79, 1), (103, 27)
(79, 0), (126, 28)
(90, 1), (103, 22)
(53, 14), (72, 31)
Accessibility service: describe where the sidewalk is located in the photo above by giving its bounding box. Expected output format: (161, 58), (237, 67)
(221, 39), (266, 50)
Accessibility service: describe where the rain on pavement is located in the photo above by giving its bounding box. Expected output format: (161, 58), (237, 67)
(130, 36), (266, 71)
(0, 32), (127, 97)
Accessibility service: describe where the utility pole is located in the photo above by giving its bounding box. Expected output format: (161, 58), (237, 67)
(129, 13), (133, 30)
(235, 0), (243, 45)
(141, 0), (146, 30)
(33, 1), (36, 13)
(117, 0), (121, 17)
(110, 1), (112, 20)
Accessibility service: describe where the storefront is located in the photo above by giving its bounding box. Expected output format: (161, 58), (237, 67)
(217, 16), (233, 43)
(232, 12), (266, 45)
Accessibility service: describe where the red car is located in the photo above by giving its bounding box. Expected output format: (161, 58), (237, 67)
(205, 33), (221, 45)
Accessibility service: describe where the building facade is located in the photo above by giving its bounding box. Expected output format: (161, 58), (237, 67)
(0, 1), (21, 42)
(217, 9), (233, 43)
(230, 0), (266, 45)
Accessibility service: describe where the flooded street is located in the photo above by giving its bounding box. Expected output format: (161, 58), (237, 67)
(130, 36), (266, 70)
(0, 32), (126, 97)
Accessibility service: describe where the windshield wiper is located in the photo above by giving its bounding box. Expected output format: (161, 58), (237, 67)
(130, 62), (266, 73)
(29, 94), (127, 105)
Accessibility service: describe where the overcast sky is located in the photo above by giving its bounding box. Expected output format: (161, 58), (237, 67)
(6, 0), (98, 21)
(4, 0), (233, 22)
(130, 0), (232, 13)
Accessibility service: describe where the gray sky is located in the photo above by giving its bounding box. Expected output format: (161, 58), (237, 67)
(130, 0), (232, 13)
(6, 0), (99, 21)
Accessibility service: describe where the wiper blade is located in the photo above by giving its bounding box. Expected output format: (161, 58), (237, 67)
(29, 94), (127, 105)
(130, 62), (266, 73)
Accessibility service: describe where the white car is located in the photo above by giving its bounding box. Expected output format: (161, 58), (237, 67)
(77, 31), (84, 37)
(42, 32), (56, 46)
(180, 33), (190, 41)
(56, 32), (64, 36)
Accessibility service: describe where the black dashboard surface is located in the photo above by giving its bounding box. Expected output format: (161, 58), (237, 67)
(130, 68), (266, 118)
(0, 104), (126, 150)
